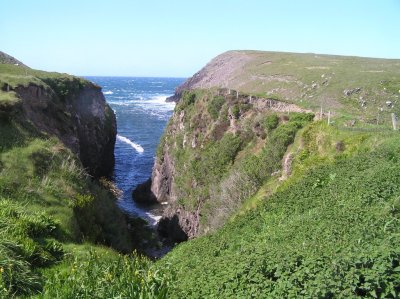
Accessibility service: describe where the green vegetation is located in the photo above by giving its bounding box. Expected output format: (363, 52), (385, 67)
(2, 51), (400, 298)
(231, 104), (240, 119)
(0, 63), (89, 90)
(208, 95), (225, 120)
(160, 125), (400, 298)
(40, 247), (170, 298)
(0, 199), (63, 296)
(187, 50), (400, 128)
(0, 62), (171, 298)
(162, 90), (314, 231)
(263, 113), (279, 131)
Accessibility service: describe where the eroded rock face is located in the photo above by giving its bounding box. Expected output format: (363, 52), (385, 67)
(15, 83), (116, 177)
(150, 150), (174, 202)
(158, 206), (200, 242)
(152, 91), (313, 243)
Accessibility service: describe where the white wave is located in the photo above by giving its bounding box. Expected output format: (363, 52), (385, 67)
(103, 90), (114, 95)
(117, 134), (144, 153)
(108, 101), (134, 106)
(116, 200), (161, 226)
(134, 95), (175, 108)
(147, 214), (162, 222)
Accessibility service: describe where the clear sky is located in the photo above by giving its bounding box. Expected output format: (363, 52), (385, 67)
(1, 0), (399, 77)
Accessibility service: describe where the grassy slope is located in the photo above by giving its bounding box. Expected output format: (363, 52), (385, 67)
(0, 63), (170, 298)
(160, 123), (400, 298)
(187, 51), (400, 127)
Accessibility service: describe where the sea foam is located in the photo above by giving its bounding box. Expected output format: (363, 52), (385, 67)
(103, 90), (114, 95)
(117, 134), (144, 153)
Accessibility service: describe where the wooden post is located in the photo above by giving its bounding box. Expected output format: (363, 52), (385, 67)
(6, 84), (9, 92)
(392, 113), (398, 130)
(327, 111), (331, 125)
(320, 106), (323, 119)
(236, 90), (239, 100)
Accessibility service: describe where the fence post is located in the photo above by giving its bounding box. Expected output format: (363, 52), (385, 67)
(392, 113), (398, 130)
(328, 111), (331, 125)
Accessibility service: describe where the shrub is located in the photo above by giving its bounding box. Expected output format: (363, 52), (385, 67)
(178, 91), (196, 111)
(231, 104), (240, 119)
(263, 113), (279, 131)
(208, 96), (225, 120)
(289, 112), (315, 123)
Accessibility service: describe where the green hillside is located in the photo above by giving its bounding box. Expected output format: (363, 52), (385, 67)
(177, 51), (400, 127)
(152, 51), (400, 298)
(0, 58), (170, 298)
(160, 122), (400, 298)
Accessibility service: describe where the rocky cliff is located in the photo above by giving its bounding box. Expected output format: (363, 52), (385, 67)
(138, 88), (313, 242)
(142, 51), (400, 242)
(0, 51), (28, 67)
(0, 59), (116, 177)
(17, 83), (116, 177)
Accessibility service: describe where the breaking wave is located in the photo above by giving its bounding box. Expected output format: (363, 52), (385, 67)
(117, 134), (144, 153)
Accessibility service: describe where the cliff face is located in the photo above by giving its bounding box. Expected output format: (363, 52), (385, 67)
(148, 89), (313, 242)
(16, 82), (116, 177)
(0, 57), (133, 259)
(1, 71), (116, 177)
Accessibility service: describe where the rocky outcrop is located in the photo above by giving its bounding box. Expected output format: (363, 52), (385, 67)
(132, 178), (157, 204)
(166, 51), (251, 102)
(13, 81), (116, 177)
(150, 149), (175, 202)
(0, 51), (28, 67)
(158, 206), (200, 242)
(132, 146), (175, 204)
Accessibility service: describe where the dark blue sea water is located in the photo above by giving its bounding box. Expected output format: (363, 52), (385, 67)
(86, 77), (185, 225)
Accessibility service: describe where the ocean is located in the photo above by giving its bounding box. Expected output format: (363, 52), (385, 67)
(86, 77), (185, 225)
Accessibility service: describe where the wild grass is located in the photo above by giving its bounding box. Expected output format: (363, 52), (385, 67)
(0, 199), (171, 298)
(0, 118), (168, 297)
(0, 198), (63, 297)
(37, 247), (171, 299)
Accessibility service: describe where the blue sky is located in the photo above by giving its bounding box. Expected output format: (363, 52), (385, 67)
(1, 0), (399, 77)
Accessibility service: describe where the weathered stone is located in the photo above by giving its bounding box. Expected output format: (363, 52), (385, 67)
(15, 83), (116, 177)
(132, 178), (158, 204)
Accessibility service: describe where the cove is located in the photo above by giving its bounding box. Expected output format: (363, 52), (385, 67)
(86, 76), (184, 224)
